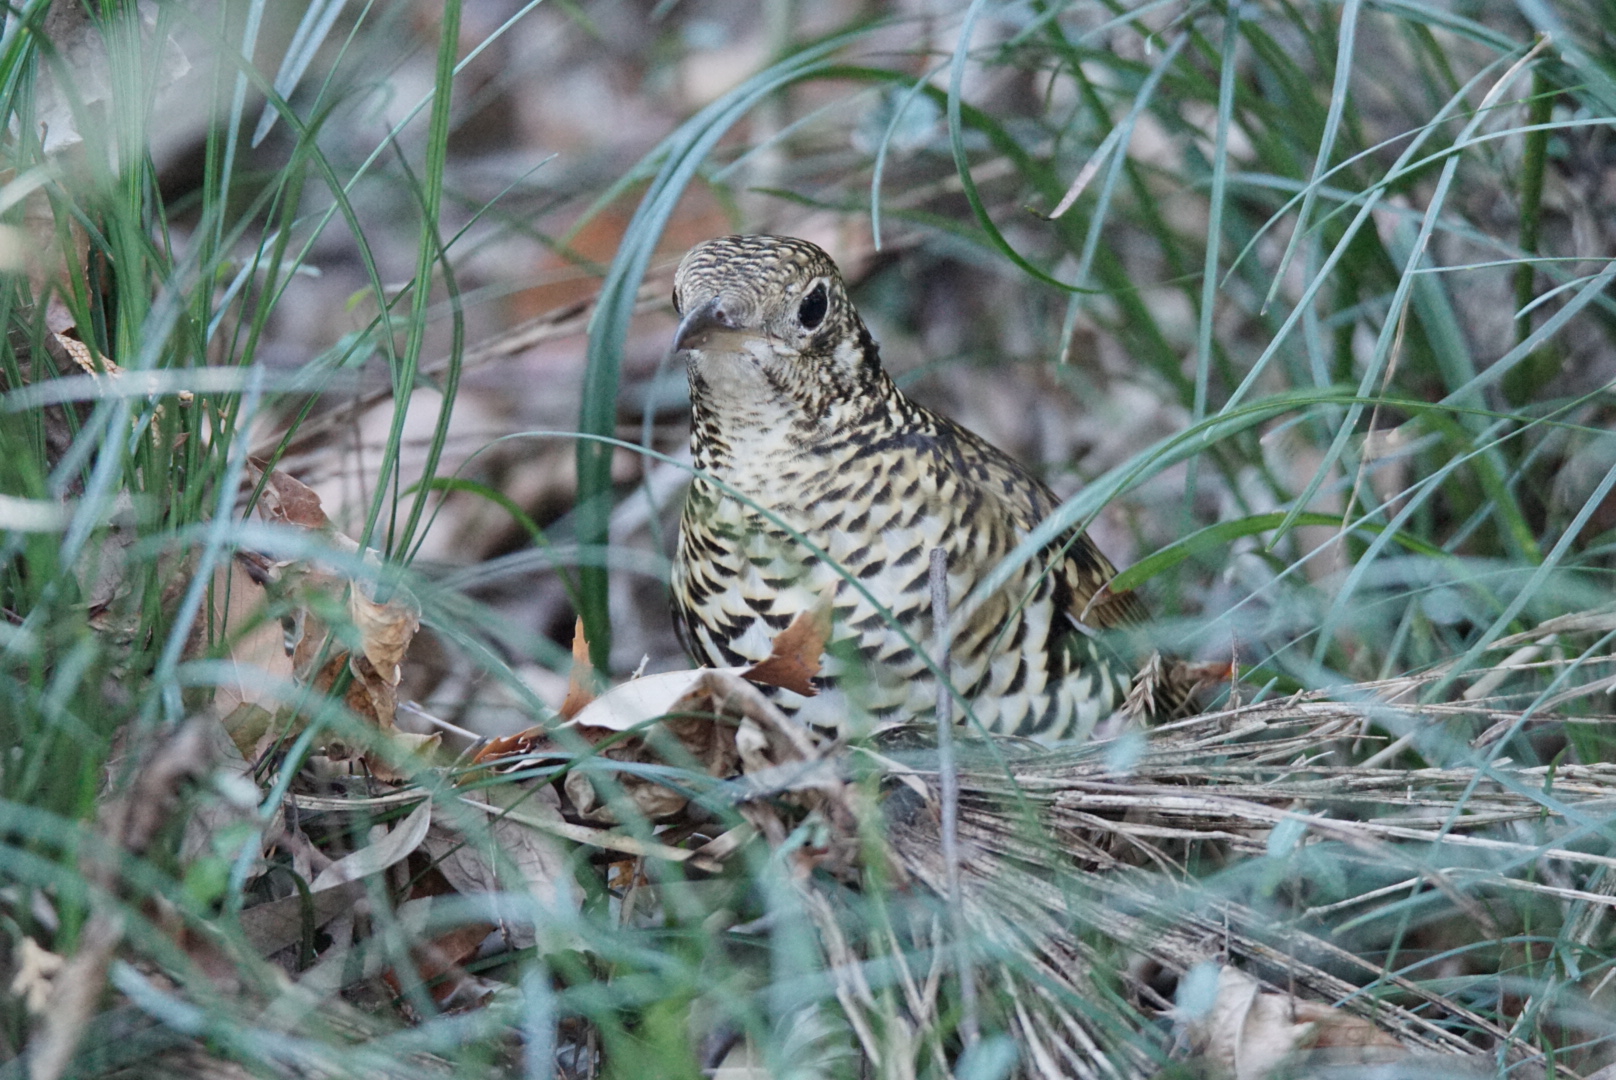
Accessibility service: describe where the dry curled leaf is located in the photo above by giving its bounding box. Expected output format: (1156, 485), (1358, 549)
(559, 618), (598, 720)
(742, 605), (831, 696)
(1181, 966), (1405, 1080)
(203, 466), (424, 777)
(351, 583), (419, 690)
(256, 466), (330, 531)
(9, 938), (64, 1015)
(470, 725), (549, 767)
(309, 798), (433, 893)
(425, 789), (581, 951)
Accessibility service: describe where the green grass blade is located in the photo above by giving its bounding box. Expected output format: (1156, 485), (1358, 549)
(574, 31), (865, 670)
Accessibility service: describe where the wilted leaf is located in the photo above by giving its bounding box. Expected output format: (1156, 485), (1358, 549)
(345, 654), (400, 731)
(426, 789), (581, 950)
(237, 882), (365, 958)
(471, 725), (549, 766)
(204, 466), (425, 771)
(351, 579), (420, 690)
(309, 798), (433, 892)
(743, 605), (830, 696)
(382, 919), (499, 1008)
(1181, 966), (1405, 1080)
(9, 938), (63, 1015)
(565, 667), (744, 732)
(257, 466), (331, 531)
(560, 617), (599, 720)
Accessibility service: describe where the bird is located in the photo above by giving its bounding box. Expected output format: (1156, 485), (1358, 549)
(668, 234), (1154, 741)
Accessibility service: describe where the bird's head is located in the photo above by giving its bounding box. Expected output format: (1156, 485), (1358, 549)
(671, 235), (882, 431)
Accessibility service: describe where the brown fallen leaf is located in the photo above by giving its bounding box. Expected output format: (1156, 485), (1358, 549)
(351, 582), (419, 692)
(742, 605), (831, 697)
(470, 725), (548, 767)
(425, 788), (582, 951)
(381, 920), (499, 1009)
(559, 617), (598, 720)
(237, 881), (367, 959)
(9, 938), (64, 1015)
(256, 465), (331, 531)
(1181, 965), (1406, 1080)
(210, 465), (426, 777)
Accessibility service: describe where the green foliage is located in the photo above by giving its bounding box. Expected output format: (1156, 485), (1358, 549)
(4, 1), (1616, 1076)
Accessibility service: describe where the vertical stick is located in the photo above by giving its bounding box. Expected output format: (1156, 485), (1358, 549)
(930, 547), (978, 1048)
(1515, 55), (1551, 349)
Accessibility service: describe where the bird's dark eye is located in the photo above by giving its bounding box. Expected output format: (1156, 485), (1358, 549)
(671, 288), (681, 316)
(797, 281), (828, 331)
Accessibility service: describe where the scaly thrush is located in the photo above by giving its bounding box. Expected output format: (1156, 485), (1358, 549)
(669, 234), (1149, 740)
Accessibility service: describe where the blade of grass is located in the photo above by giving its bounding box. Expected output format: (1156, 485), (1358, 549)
(1514, 61), (1553, 347)
(355, 1), (462, 560)
(574, 30), (864, 670)
(1109, 510), (1445, 594)
(1260, 0), (1360, 316)
(250, 0), (346, 147)
(1268, 39), (1548, 548)
(1184, 1), (1245, 518)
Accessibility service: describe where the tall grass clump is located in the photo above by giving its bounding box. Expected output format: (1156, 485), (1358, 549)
(3, 1), (1616, 1078)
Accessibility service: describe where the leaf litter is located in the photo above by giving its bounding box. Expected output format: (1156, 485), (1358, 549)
(111, 473), (1616, 1077)
(17, 449), (1616, 1077)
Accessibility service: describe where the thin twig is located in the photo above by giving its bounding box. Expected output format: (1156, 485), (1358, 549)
(930, 546), (978, 1049)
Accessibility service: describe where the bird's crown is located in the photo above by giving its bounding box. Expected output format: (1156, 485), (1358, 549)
(672, 234), (858, 349)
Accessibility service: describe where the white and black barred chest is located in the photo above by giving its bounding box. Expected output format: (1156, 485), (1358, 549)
(670, 408), (1128, 741)
(666, 233), (1136, 740)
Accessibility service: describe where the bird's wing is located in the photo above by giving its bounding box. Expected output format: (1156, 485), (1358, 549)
(938, 416), (1149, 631)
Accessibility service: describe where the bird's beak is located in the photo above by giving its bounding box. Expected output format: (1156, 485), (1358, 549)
(673, 296), (738, 352)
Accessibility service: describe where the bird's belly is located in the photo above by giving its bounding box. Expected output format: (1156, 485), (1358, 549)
(675, 472), (1126, 740)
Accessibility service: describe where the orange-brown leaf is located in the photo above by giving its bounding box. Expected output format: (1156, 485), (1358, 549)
(350, 580), (420, 688)
(742, 606), (830, 697)
(470, 726), (547, 766)
(259, 467), (330, 530)
(559, 618), (598, 720)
